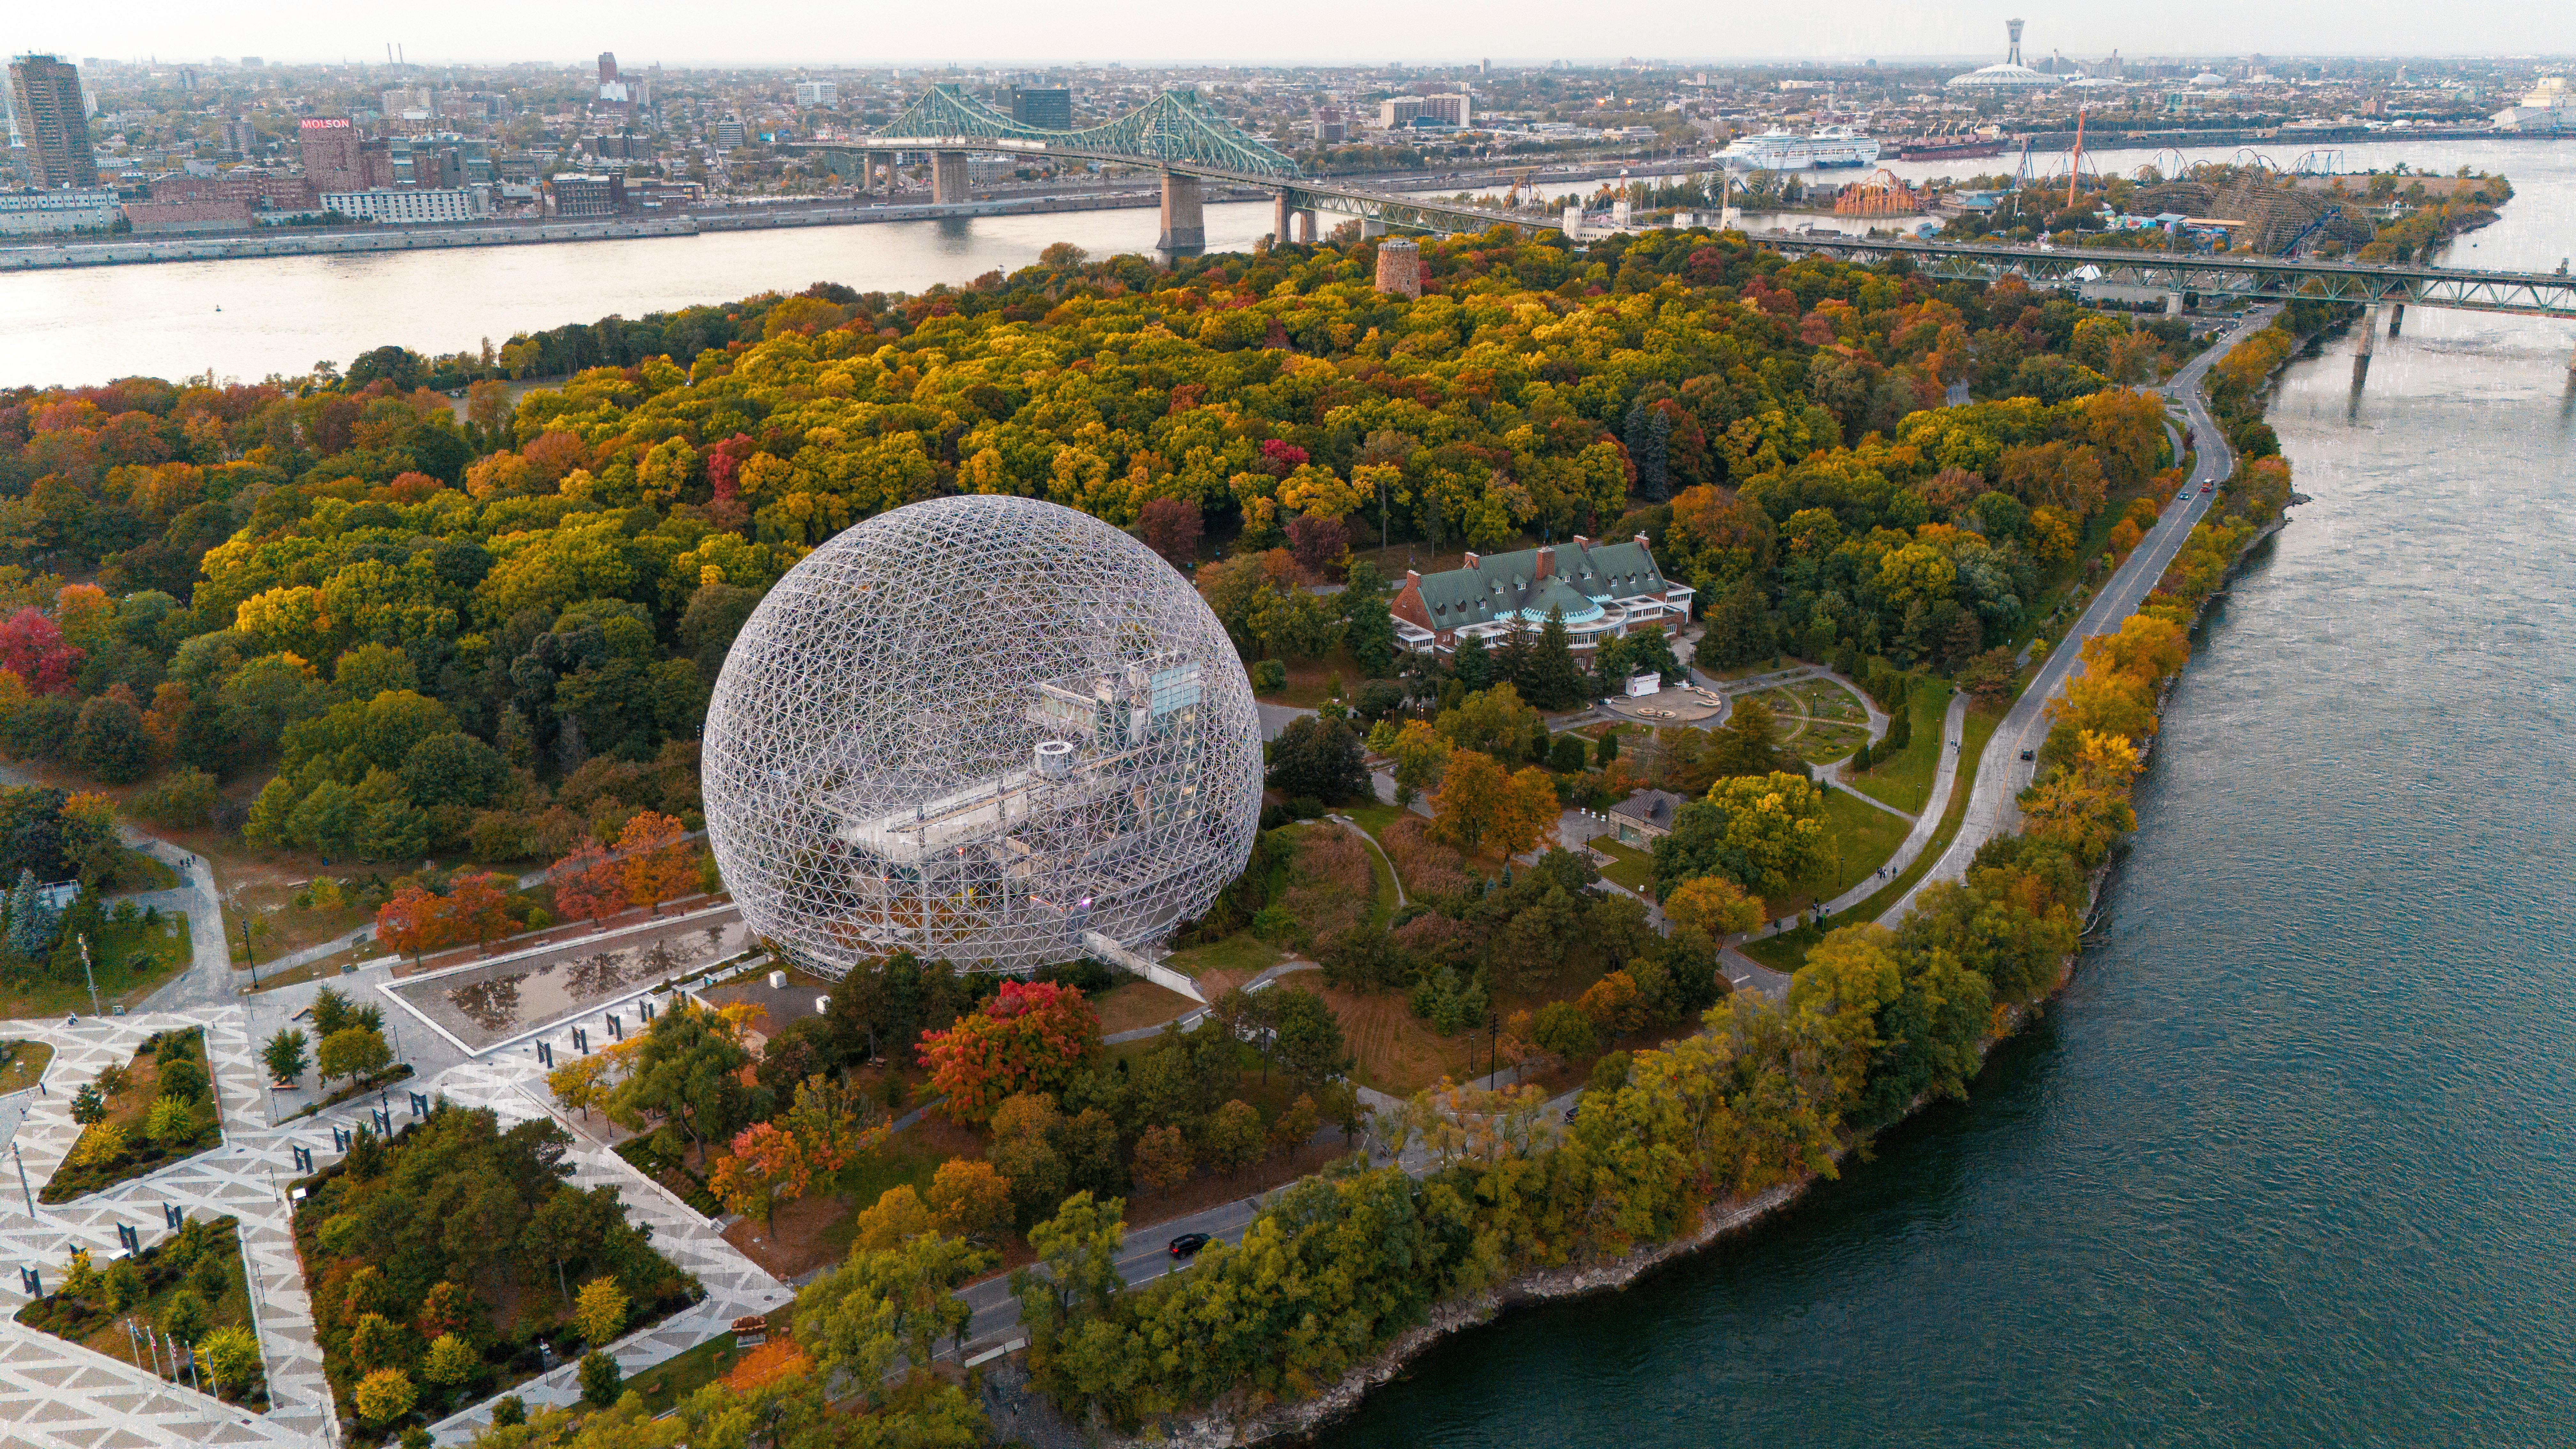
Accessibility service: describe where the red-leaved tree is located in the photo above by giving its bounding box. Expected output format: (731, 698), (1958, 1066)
(549, 839), (623, 928)
(0, 609), (85, 695)
(916, 980), (1102, 1124)
(375, 884), (450, 964)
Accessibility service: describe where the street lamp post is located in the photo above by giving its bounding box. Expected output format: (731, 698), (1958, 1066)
(1487, 1013), (1499, 1087)
(242, 918), (258, 988)
(77, 935), (100, 1017)
(12, 1143), (32, 1215)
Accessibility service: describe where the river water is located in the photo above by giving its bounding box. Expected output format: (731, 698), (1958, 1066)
(1313, 145), (2576, 1446)
(7, 139), (2576, 1442)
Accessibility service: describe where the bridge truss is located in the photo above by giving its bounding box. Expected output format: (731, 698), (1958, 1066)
(1757, 235), (2576, 319)
(793, 83), (1558, 239)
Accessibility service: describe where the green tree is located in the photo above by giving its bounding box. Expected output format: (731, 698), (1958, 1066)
(577, 1351), (621, 1407)
(793, 1231), (990, 1394)
(70, 694), (149, 783)
(262, 1027), (310, 1085)
(317, 1025), (391, 1086)
(607, 1003), (754, 1156)
(1267, 715), (1368, 805)
(1525, 606), (1590, 710)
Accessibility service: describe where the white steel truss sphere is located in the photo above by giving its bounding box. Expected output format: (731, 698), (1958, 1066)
(702, 495), (1262, 977)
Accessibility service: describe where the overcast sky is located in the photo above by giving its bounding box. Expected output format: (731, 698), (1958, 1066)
(16, 1), (2576, 68)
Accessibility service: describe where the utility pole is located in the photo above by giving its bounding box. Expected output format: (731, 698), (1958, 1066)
(11, 1143), (31, 1215)
(241, 918), (258, 988)
(78, 934), (101, 1017)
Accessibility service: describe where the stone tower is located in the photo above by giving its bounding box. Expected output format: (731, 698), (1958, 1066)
(1374, 238), (1423, 299)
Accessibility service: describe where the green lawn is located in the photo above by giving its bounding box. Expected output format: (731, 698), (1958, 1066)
(0, 1040), (52, 1094)
(1339, 802), (1407, 839)
(1161, 934), (1284, 979)
(0, 913), (193, 1021)
(1592, 836), (1657, 896)
(1811, 789), (1912, 900)
(1747, 706), (2002, 974)
(630, 1332), (741, 1416)
(1850, 682), (1956, 815)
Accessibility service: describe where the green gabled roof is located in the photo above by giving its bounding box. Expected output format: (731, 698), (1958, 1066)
(1412, 540), (1672, 631)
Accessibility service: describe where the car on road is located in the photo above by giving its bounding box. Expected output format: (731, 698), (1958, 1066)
(2019, 748), (2036, 762)
(1168, 1232), (1212, 1259)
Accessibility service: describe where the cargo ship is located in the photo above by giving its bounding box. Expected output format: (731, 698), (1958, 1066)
(1718, 126), (1880, 170)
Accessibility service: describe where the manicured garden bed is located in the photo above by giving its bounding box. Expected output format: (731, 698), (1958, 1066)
(16, 1214), (270, 1409)
(43, 1028), (224, 1203)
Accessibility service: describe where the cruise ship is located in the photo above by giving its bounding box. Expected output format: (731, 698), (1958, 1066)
(1718, 126), (1881, 170)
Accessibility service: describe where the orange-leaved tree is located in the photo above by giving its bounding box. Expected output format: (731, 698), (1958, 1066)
(443, 871), (515, 950)
(375, 884), (450, 965)
(617, 810), (696, 915)
(707, 1120), (810, 1231)
(915, 979), (1101, 1124)
(549, 839), (624, 928)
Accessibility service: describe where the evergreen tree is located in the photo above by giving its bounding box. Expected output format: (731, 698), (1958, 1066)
(1703, 577), (1775, 668)
(1452, 631), (1495, 692)
(5, 870), (56, 961)
(1494, 619), (1538, 696)
(1528, 607), (1590, 710)
(1339, 562), (1399, 678)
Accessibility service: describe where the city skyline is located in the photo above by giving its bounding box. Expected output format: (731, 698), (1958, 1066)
(13, 1), (2576, 68)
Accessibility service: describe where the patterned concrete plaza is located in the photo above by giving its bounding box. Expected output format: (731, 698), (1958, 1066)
(0, 989), (793, 1448)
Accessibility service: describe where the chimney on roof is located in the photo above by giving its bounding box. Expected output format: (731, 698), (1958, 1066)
(1463, 551), (1480, 568)
(1405, 569), (1420, 587)
(1572, 534), (1591, 548)
(1634, 532), (1651, 548)
(1534, 546), (1554, 580)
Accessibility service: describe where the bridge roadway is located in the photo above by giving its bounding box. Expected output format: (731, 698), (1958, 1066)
(1756, 232), (2576, 319)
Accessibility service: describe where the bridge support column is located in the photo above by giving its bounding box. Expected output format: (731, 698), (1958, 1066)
(2352, 303), (2380, 386)
(1299, 208), (1321, 243)
(930, 150), (970, 205)
(1360, 217), (1386, 238)
(2388, 302), (2404, 337)
(1158, 171), (1205, 253)
(2165, 291), (2184, 316)
(1272, 189), (1292, 247)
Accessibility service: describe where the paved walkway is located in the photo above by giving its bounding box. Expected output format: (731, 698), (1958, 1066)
(0, 977), (798, 1448)
(1880, 306), (2273, 922)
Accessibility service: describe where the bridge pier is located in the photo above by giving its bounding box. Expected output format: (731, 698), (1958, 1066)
(2352, 302), (2381, 385)
(2388, 302), (2404, 337)
(1299, 208), (1321, 243)
(1272, 190), (1292, 247)
(1158, 172), (1205, 253)
(930, 150), (970, 205)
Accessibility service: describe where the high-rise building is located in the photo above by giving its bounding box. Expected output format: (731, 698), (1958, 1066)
(714, 113), (746, 148)
(9, 55), (97, 188)
(598, 52), (618, 85)
(795, 81), (838, 108)
(1010, 87), (1073, 129)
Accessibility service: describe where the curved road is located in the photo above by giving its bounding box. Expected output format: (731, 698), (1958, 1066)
(1882, 305), (2279, 921)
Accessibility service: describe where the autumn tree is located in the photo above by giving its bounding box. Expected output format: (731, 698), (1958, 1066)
(709, 1121), (811, 1230)
(617, 809), (697, 914)
(443, 871), (515, 949)
(924, 1158), (1014, 1244)
(374, 884), (449, 964)
(548, 839), (624, 927)
(915, 980), (1101, 1124)
(1662, 874), (1765, 938)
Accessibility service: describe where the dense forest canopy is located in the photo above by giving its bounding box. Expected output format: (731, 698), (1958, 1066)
(0, 225), (2195, 872)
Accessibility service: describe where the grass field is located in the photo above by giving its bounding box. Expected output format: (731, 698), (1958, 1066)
(630, 1332), (740, 1416)
(0, 1040), (52, 1093)
(1850, 682), (1956, 815)
(1090, 978), (1197, 1036)
(1592, 836), (1657, 896)
(1744, 705), (2002, 973)
(1759, 788), (1913, 923)
(1161, 934), (1283, 980)
(1315, 983), (1484, 1095)
(0, 912), (194, 1023)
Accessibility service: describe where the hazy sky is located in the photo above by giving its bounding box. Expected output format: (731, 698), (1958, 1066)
(15, 0), (2575, 67)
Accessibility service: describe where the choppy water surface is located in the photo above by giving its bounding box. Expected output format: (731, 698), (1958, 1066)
(1315, 145), (2576, 1447)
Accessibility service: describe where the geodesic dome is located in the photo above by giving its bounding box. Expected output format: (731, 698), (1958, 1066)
(702, 495), (1263, 978)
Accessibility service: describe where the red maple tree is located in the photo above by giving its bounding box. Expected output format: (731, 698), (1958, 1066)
(916, 980), (1101, 1124)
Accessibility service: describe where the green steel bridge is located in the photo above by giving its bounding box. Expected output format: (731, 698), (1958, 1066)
(786, 83), (1549, 249)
